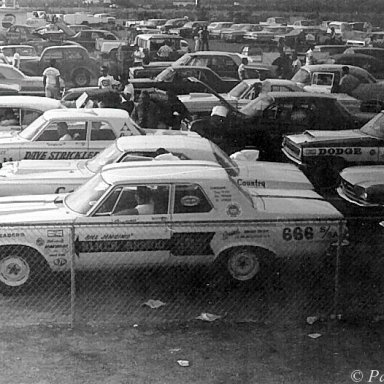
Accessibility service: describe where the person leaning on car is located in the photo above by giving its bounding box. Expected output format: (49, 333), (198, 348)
(43, 59), (61, 99)
(338, 66), (359, 95)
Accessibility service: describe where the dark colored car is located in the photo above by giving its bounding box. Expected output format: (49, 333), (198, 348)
(327, 53), (384, 79)
(129, 66), (240, 97)
(20, 45), (100, 87)
(190, 91), (366, 160)
(68, 29), (119, 51)
(173, 51), (265, 80)
(169, 21), (208, 38)
(282, 111), (384, 188)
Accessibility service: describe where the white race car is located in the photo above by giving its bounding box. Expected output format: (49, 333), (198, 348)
(0, 135), (313, 196)
(0, 160), (343, 292)
(0, 108), (145, 163)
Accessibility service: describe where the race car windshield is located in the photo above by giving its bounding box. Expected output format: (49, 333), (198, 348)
(228, 81), (250, 98)
(65, 174), (110, 215)
(360, 112), (384, 138)
(240, 94), (273, 117)
(210, 141), (239, 177)
(155, 67), (174, 81)
(291, 69), (311, 85)
(85, 142), (123, 174)
(173, 54), (192, 66)
(18, 115), (47, 140)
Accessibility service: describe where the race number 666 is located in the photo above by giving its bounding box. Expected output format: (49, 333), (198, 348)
(282, 226), (314, 241)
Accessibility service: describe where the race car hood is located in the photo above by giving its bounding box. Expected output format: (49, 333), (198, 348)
(340, 165), (384, 186)
(0, 194), (76, 223)
(250, 188), (343, 219)
(0, 159), (86, 175)
(235, 161), (313, 189)
(286, 129), (368, 145)
(0, 168), (91, 196)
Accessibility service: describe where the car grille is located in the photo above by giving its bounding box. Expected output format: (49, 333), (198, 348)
(340, 177), (366, 204)
(340, 177), (355, 197)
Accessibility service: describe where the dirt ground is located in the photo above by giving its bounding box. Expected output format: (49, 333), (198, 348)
(0, 318), (382, 384)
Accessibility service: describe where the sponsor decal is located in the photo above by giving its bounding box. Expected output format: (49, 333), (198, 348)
(237, 179), (266, 188)
(210, 186), (232, 202)
(223, 228), (270, 240)
(45, 244), (68, 249)
(304, 149), (317, 156)
(84, 234), (133, 241)
(53, 258), (67, 267)
(24, 151), (99, 160)
(2, 14), (16, 29)
(0, 232), (25, 238)
(36, 238), (45, 247)
(47, 230), (63, 238)
(223, 229), (241, 240)
(317, 147), (362, 156)
(181, 195), (200, 207)
(120, 122), (133, 136)
(226, 203), (241, 218)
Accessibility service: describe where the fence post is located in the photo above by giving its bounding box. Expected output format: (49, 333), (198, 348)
(333, 220), (344, 320)
(70, 225), (76, 328)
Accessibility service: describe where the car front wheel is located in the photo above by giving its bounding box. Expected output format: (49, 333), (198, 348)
(0, 247), (48, 293)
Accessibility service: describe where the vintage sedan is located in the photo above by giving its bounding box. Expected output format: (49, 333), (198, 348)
(291, 64), (384, 102)
(0, 96), (65, 132)
(282, 111), (384, 188)
(0, 108), (145, 164)
(189, 91), (367, 160)
(179, 79), (302, 116)
(0, 135), (313, 196)
(173, 51), (262, 79)
(0, 63), (64, 96)
(0, 161), (343, 292)
(129, 65), (240, 96)
(338, 165), (384, 207)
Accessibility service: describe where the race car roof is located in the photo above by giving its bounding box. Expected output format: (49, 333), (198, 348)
(115, 135), (212, 153)
(101, 160), (225, 185)
(0, 96), (63, 110)
(42, 108), (130, 121)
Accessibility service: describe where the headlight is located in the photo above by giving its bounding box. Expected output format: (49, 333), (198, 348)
(354, 185), (368, 200)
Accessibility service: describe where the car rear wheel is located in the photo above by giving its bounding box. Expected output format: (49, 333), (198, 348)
(72, 69), (91, 87)
(223, 247), (268, 282)
(0, 247), (49, 293)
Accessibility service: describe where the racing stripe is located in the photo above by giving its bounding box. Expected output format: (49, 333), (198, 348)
(76, 232), (215, 256)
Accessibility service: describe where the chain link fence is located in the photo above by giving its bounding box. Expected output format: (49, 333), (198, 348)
(0, 218), (382, 327)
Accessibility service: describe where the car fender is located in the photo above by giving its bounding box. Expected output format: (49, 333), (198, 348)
(213, 240), (277, 262)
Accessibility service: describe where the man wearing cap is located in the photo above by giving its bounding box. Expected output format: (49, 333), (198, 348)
(120, 80), (135, 114)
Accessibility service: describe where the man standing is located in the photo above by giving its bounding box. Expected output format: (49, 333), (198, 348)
(339, 66), (359, 95)
(199, 26), (210, 51)
(133, 44), (145, 66)
(98, 65), (116, 89)
(238, 57), (249, 80)
(43, 59), (61, 99)
(157, 41), (173, 60)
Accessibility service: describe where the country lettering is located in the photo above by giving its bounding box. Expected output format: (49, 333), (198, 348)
(317, 147), (362, 156)
(237, 179), (266, 188)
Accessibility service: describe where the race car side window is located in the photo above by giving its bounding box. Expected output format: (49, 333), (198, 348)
(173, 184), (212, 214)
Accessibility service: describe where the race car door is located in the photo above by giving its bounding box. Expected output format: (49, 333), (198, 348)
(21, 119), (91, 161)
(73, 183), (172, 269)
(169, 183), (216, 263)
